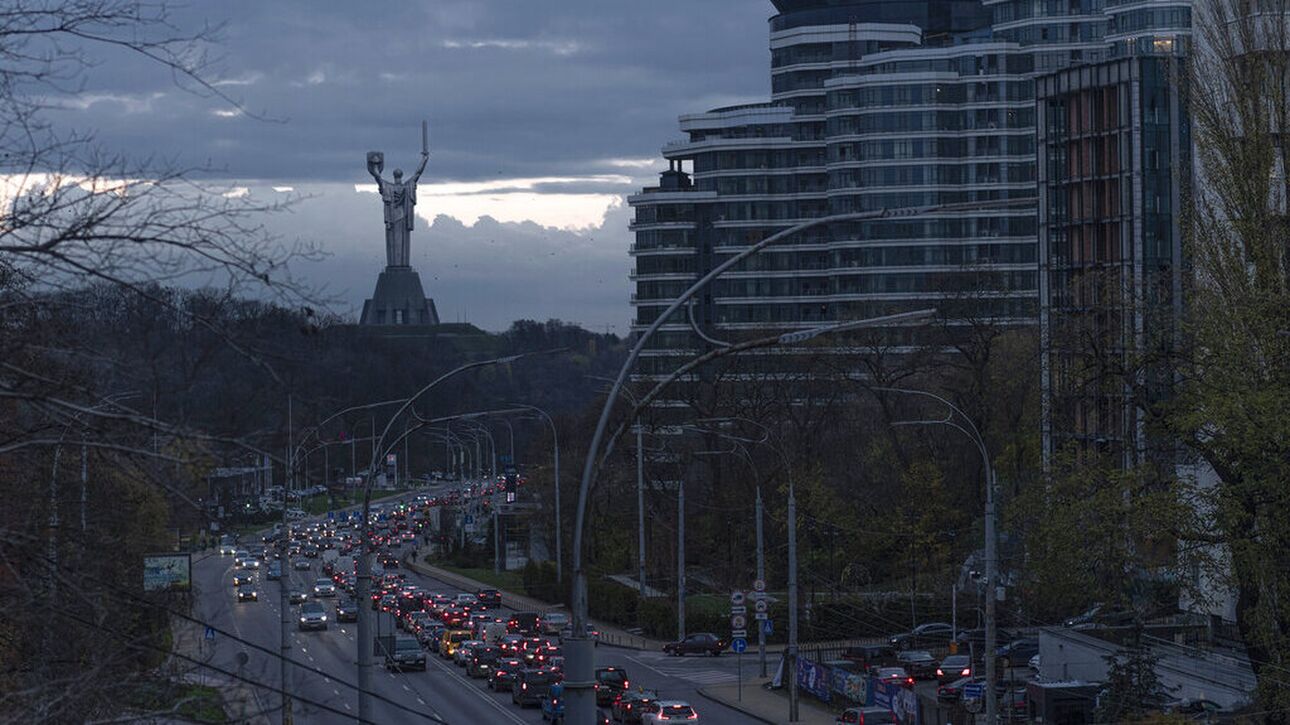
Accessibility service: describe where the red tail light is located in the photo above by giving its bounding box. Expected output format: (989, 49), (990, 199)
(936, 668), (944, 676)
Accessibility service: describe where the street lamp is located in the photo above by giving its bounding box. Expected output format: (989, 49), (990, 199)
(874, 386), (999, 724)
(356, 350), (560, 724)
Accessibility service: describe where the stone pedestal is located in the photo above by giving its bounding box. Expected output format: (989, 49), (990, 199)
(359, 266), (439, 326)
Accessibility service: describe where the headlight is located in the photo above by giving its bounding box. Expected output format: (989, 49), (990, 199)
(321, 615), (327, 621)
(300, 617), (307, 623)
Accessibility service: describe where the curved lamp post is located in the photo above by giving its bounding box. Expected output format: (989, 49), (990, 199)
(356, 350), (560, 723)
(567, 198), (1032, 724)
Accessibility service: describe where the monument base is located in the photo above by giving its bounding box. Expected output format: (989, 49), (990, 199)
(360, 266), (439, 326)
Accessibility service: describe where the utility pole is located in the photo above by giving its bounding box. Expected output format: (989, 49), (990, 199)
(493, 509), (501, 574)
(787, 487), (799, 723)
(636, 423), (647, 600)
(281, 394), (293, 725)
(677, 478), (685, 641)
(984, 466), (998, 725)
(79, 438), (87, 532)
(756, 487), (767, 678)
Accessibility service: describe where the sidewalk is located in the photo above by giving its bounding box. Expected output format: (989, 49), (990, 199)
(699, 678), (838, 725)
(166, 610), (270, 724)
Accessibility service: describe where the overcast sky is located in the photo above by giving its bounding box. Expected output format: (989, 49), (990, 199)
(51, 1), (778, 332)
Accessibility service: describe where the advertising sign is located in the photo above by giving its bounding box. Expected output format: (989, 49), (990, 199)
(143, 553), (192, 592)
(795, 658), (831, 702)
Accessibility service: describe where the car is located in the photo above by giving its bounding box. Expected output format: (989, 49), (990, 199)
(489, 657), (525, 691)
(840, 644), (896, 670)
(594, 666), (630, 707)
(438, 629), (472, 658)
(642, 700), (699, 724)
(233, 550), (253, 567)
(895, 650), (938, 680)
(937, 675), (986, 704)
(312, 578), (336, 597)
(936, 654), (973, 684)
(558, 623), (601, 646)
(288, 590), (308, 605)
(612, 689), (661, 723)
(454, 592), (477, 607)
(335, 598), (359, 623)
(236, 584), (259, 602)
(498, 634), (525, 654)
(265, 563), (282, 581)
(219, 538), (238, 556)
(543, 611), (571, 634)
(889, 622), (954, 650)
(384, 634), (427, 672)
(404, 611), (434, 634)
(1064, 602), (1135, 630)
(512, 668), (560, 707)
(293, 559), (312, 571)
(466, 646), (500, 678)
(836, 707), (897, 724)
(231, 572), (254, 587)
(874, 667), (914, 689)
(454, 640), (485, 666)
(996, 637), (1039, 668)
(663, 632), (727, 657)
(298, 602), (328, 631)
(953, 627), (1015, 653)
(508, 611), (541, 634)
(477, 588), (502, 609)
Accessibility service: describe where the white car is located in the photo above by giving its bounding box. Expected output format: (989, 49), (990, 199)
(218, 539), (238, 556)
(543, 611), (570, 634)
(313, 578), (337, 597)
(454, 593), (476, 607)
(643, 701), (700, 723)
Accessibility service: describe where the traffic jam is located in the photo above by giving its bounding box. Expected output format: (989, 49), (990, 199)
(224, 489), (706, 723)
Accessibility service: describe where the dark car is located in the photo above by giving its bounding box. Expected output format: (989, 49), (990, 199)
(476, 588), (502, 609)
(467, 646), (500, 678)
(841, 644), (897, 670)
(936, 655), (975, 686)
(594, 666), (630, 706)
(895, 650), (938, 679)
(874, 667), (915, 689)
(937, 675), (986, 704)
(663, 632), (727, 657)
(508, 611), (541, 634)
(335, 598), (359, 623)
(611, 689), (660, 724)
(489, 657), (525, 691)
(384, 635), (427, 672)
(996, 638), (1039, 668)
(837, 707), (898, 724)
(889, 622), (954, 650)
(953, 627), (1015, 654)
(512, 668), (560, 707)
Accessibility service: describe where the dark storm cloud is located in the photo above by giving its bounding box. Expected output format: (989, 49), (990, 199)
(54, 0), (776, 184)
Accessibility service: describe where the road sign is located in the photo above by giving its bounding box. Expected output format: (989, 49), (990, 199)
(730, 614), (747, 630)
(762, 620), (773, 635)
(730, 591), (746, 606)
(754, 599), (768, 613)
(755, 612), (768, 621)
(730, 605), (747, 615)
(731, 638), (748, 653)
(731, 629), (748, 638)
(463, 514), (474, 525)
(203, 626), (216, 642)
(327, 511), (334, 520)
(753, 579), (766, 592)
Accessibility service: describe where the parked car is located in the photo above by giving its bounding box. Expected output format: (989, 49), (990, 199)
(298, 602), (328, 631)
(937, 675), (986, 704)
(840, 644), (897, 670)
(997, 637), (1039, 668)
(889, 622), (954, 650)
(936, 654), (974, 684)
(662, 632), (727, 657)
(384, 634), (427, 672)
(895, 650), (938, 680)
(953, 627), (1015, 653)
(594, 666), (630, 707)
(512, 668), (560, 707)
(836, 707), (897, 724)
(642, 700), (699, 724)
(488, 657), (525, 691)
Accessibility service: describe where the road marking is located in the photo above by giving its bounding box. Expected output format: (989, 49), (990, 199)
(344, 703), (351, 711)
(417, 698), (426, 705)
(402, 684), (411, 692)
(426, 651), (528, 724)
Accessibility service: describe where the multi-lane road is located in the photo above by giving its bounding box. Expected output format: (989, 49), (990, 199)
(195, 489), (762, 724)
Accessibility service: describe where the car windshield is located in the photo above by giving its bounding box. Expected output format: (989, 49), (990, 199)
(662, 705), (695, 718)
(942, 655), (969, 668)
(315, 579), (330, 586)
(597, 669), (627, 685)
(902, 651), (934, 662)
(302, 603), (324, 615)
(396, 639), (419, 652)
(526, 671), (556, 684)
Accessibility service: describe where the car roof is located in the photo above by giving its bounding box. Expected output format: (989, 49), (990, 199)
(655, 700), (692, 707)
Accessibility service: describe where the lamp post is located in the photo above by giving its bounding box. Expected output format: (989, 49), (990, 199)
(587, 376), (649, 601)
(356, 350), (558, 723)
(508, 404), (562, 581)
(875, 386), (999, 724)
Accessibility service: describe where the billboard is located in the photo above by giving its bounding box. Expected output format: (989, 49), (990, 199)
(143, 553), (192, 592)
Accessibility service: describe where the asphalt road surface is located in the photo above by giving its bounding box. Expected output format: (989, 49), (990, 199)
(197, 493), (762, 724)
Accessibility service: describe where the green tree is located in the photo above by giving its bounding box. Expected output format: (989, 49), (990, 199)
(1095, 627), (1171, 722)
